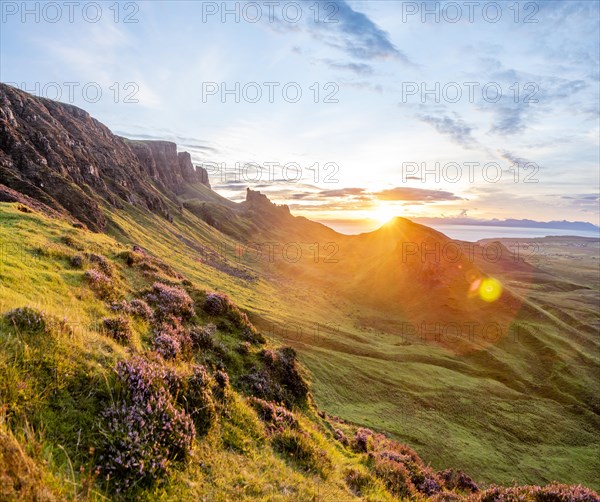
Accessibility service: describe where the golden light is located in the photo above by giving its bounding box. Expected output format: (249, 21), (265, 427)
(479, 277), (502, 302)
(372, 204), (398, 225)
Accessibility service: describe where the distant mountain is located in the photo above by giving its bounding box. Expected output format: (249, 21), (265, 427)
(414, 216), (599, 232)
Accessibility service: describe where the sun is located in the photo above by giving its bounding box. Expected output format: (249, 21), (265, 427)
(372, 204), (398, 225)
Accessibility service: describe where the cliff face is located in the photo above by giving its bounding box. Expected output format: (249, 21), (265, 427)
(0, 84), (210, 231)
(127, 140), (211, 193)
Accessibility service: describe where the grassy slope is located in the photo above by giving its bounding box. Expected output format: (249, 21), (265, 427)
(1, 201), (599, 498)
(107, 204), (600, 489)
(0, 203), (401, 501)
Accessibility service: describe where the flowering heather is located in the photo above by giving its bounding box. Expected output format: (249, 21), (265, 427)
(184, 365), (216, 435)
(70, 254), (83, 268)
(438, 468), (479, 493)
(153, 318), (192, 360)
(87, 253), (114, 276)
(102, 316), (132, 344)
(98, 356), (195, 490)
(145, 282), (194, 320)
(214, 370), (229, 389)
(4, 307), (48, 333)
(345, 468), (375, 496)
(333, 428), (349, 446)
(99, 392), (195, 491)
(203, 291), (256, 331)
(353, 428), (374, 453)
(203, 292), (230, 316)
(371, 454), (416, 499)
(190, 323), (216, 350)
(259, 347), (309, 406)
(128, 299), (154, 320)
(248, 397), (299, 433)
(84, 269), (115, 300)
(477, 483), (600, 502)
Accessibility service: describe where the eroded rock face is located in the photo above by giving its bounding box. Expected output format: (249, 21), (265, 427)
(127, 141), (211, 193)
(0, 84), (210, 231)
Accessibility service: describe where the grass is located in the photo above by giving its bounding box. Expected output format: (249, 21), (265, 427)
(1, 200), (598, 499)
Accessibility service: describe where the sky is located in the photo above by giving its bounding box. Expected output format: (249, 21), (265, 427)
(1, 0), (599, 233)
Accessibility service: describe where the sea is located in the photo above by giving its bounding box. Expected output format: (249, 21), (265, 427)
(429, 225), (600, 242)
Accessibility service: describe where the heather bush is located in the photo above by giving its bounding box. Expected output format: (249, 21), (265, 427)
(371, 453), (416, 499)
(99, 393), (195, 492)
(271, 429), (331, 477)
(203, 291), (256, 331)
(353, 427), (374, 453)
(102, 316), (132, 344)
(183, 365), (217, 435)
(87, 253), (114, 277)
(477, 483), (600, 502)
(190, 323), (216, 350)
(145, 282), (194, 320)
(333, 428), (349, 446)
(242, 326), (266, 345)
(213, 369), (230, 401)
(4, 307), (48, 333)
(255, 347), (308, 407)
(85, 269), (116, 300)
(203, 292), (230, 316)
(128, 299), (154, 321)
(345, 467), (376, 497)
(248, 397), (299, 433)
(438, 468), (479, 493)
(98, 356), (195, 491)
(237, 341), (251, 355)
(153, 317), (192, 360)
(70, 254), (83, 268)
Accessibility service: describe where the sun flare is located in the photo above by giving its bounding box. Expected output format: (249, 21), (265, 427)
(373, 204), (398, 224)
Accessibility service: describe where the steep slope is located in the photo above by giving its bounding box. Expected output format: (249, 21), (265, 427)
(1, 85), (599, 494)
(0, 83), (209, 231)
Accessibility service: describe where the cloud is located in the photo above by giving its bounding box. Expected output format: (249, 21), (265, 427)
(417, 113), (478, 148)
(268, 1), (413, 65)
(321, 1), (409, 62)
(372, 187), (463, 202)
(318, 187), (366, 197)
(322, 59), (373, 75)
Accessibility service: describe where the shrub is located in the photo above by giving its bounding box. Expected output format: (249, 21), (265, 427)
(438, 468), (479, 493)
(271, 429), (331, 477)
(242, 326), (265, 345)
(102, 316), (132, 344)
(70, 254), (84, 268)
(183, 366), (217, 435)
(203, 292), (230, 316)
(190, 324), (216, 350)
(128, 299), (154, 321)
(237, 341), (251, 355)
(333, 428), (349, 446)
(203, 292), (256, 331)
(98, 356), (195, 491)
(98, 393), (195, 492)
(153, 318), (192, 360)
(345, 467), (375, 497)
(477, 483), (599, 502)
(248, 397), (298, 433)
(353, 428), (374, 452)
(85, 269), (116, 300)
(145, 283), (194, 321)
(87, 253), (114, 277)
(242, 353), (308, 407)
(371, 453), (416, 499)
(4, 307), (48, 333)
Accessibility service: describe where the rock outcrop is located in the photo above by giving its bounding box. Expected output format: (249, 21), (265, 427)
(0, 84), (211, 231)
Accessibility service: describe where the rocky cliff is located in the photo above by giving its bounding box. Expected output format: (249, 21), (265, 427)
(0, 84), (210, 231)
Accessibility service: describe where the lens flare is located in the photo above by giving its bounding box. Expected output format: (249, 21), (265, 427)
(479, 277), (502, 302)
